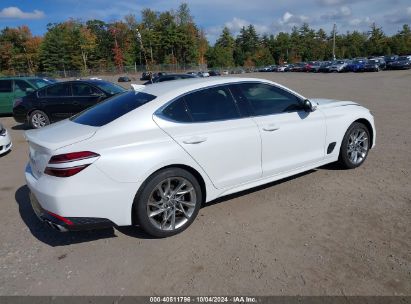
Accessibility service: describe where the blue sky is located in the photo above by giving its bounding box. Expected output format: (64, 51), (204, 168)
(1, 0), (410, 43)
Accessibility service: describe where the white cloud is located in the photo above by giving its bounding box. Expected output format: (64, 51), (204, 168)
(0, 6), (45, 19)
(321, 5), (352, 21)
(279, 11), (309, 26)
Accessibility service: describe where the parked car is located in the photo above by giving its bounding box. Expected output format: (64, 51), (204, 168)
(310, 61), (331, 73)
(118, 76), (131, 82)
(143, 73), (198, 85)
(276, 64), (292, 72)
(208, 70), (221, 76)
(346, 59), (367, 72)
(388, 56), (411, 70)
(197, 71), (210, 77)
(362, 59), (384, 72)
(140, 72), (152, 81)
(318, 61), (333, 73)
(13, 80), (126, 129)
(384, 55), (399, 69)
(25, 77), (375, 237)
(328, 60), (349, 73)
(290, 62), (308, 72)
(0, 122), (12, 155)
(0, 77), (55, 114)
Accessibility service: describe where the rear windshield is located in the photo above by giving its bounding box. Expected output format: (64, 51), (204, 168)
(71, 91), (156, 126)
(27, 78), (51, 88)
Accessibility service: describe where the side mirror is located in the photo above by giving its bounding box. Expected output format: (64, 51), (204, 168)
(25, 88), (34, 93)
(302, 99), (317, 112)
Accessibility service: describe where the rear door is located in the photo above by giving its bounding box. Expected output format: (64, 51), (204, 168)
(153, 85), (262, 189)
(0, 80), (13, 113)
(42, 83), (73, 120)
(231, 82), (326, 177)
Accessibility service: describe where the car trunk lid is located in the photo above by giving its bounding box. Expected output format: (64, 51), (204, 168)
(25, 120), (98, 178)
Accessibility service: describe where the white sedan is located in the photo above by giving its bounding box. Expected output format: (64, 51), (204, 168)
(0, 122), (12, 156)
(25, 77), (376, 237)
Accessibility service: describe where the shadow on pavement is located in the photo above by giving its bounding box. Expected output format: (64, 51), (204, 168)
(15, 185), (117, 246)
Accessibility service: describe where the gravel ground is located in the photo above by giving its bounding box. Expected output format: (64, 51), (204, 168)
(0, 71), (410, 296)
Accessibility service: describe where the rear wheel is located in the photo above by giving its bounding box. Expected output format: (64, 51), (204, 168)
(338, 122), (370, 169)
(29, 110), (50, 129)
(134, 168), (202, 238)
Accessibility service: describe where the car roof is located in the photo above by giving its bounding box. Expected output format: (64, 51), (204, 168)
(0, 76), (47, 80)
(140, 77), (305, 100)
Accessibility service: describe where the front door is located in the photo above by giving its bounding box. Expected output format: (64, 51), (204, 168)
(231, 82), (326, 177)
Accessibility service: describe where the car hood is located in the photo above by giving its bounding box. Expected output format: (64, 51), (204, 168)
(310, 98), (359, 109)
(25, 119), (98, 151)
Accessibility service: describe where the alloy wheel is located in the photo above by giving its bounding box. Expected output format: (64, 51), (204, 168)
(347, 128), (369, 165)
(147, 177), (196, 231)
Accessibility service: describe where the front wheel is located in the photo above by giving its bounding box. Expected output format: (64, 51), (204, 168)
(29, 110), (50, 129)
(134, 168), (202, 237)
(338, 122), (370, 169)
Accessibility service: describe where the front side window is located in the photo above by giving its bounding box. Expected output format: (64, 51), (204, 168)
(183, 86), (240, 122)
(72, 91), (156, 127)
(0, 80), (12, 93)
(237, 83), (302, 116)
(46, 83), (71, 97)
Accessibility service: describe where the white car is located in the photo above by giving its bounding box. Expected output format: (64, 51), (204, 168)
(0, 122), (12, 155)
(25, 77), (376, 237)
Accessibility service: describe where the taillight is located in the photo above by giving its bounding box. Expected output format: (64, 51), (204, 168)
(45, 151), (100, 177)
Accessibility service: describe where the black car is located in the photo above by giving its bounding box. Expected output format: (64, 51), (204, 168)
(13, 80), (126, 129)
(118, 76), (131, 82)
(384, 55), (399, 69)
(143, 73), (198, 85)
(388, 56), (411, 70)
(208, 70), (221, 76)
(363, 59), (384, 72)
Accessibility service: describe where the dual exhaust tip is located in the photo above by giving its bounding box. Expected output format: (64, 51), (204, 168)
(43, 219), (68, 232)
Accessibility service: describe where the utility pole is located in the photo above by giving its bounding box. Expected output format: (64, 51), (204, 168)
(332, 23), (336, 61)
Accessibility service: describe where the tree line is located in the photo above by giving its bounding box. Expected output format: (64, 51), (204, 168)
(0, 3), (410, 74)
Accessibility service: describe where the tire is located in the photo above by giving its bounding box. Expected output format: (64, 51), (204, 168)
(134, 168), (202, 238)
(338, 122), (370, 169)
(29, 110), (50, 129)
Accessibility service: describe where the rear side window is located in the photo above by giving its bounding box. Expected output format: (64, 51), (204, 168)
(46, 83), (71, 96)
(72, 91), (156, 126)
(72, 83), (102, 96)
(183, 86), (240, 122)
(0, 80), (12, 93)
(14, 80), (32, 92)
(162, 98), (191, 122)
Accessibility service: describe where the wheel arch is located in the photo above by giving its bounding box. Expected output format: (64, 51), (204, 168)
(354, 118), (374, 149)
(131, 164), (207, 225)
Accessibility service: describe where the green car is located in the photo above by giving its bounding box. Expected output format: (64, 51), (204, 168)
(0, 77), (56, 114)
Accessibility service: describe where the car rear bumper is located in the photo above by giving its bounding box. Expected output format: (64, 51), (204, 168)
(25, 162), (139, 228)
(29, 191), (114, 231)
(12, 107), (27, 123)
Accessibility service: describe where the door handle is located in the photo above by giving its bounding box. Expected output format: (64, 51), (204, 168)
(183, 136), (207, 144)
(262, 125), (280, 132)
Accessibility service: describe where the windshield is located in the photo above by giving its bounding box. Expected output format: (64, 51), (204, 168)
(71, 91), (156, 127)
(397, 56), (409, 61)
(27, 78), (52, 89)
(95, 82), (126, 95)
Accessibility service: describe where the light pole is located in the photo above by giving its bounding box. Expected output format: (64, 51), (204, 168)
(332, 23), (336, 61)
(136, 28), (150, 73)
